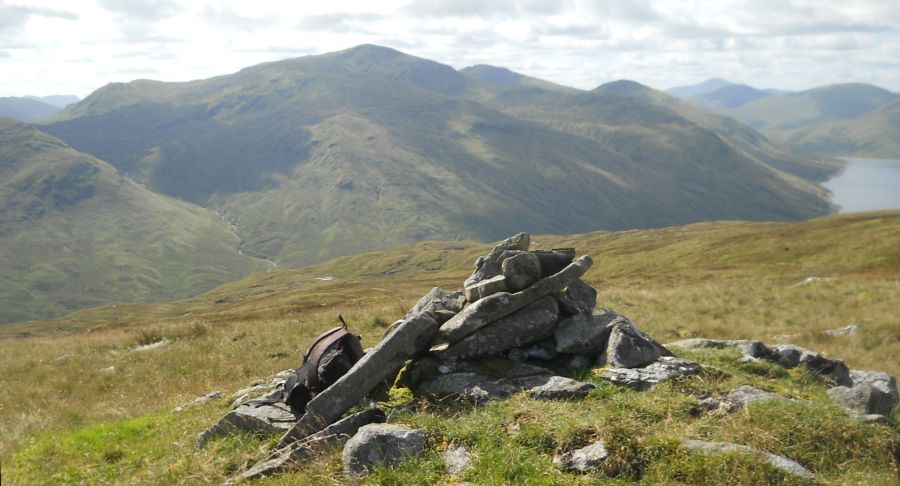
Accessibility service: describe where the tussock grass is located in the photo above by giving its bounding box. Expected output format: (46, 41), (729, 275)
(2, 212), (899, 483)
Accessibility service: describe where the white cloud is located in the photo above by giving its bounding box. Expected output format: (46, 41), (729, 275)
(0, 0), (897, 97)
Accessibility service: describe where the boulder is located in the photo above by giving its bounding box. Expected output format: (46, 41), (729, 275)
(464, 275), (508, 303)
(827, 384), (895, 417)
(197, 401), (296, 448)
(554, 279), (597, 315)
(681, 440), (814, 479)
(769, 345), (804, 368)
(501, 252), (542, 291)
(239, 408), (385, 481)
(798, 351), (851, 386)
(554, 311), (615, 355)
(600, 356), (700, 390)
(277, 310), (439, 448)
(850, 370), (899, 407)
(724, 385), (794, 411)
(441, 444), (474, 475)
(342, 424), (427, 476)
(435, 297), (559, 360)
(533, 248), (576, 278)
(553, 441), (609, 473)
(435, 256), (593, 346)
(515, 375), (595, 400)
(464, 233), (530, 288)
(606, 316), (672, 368)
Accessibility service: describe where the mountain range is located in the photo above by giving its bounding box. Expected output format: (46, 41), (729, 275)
(669, 79), (900, 158)
(2, 45), (844, 322)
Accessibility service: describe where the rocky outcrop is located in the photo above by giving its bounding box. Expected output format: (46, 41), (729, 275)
(198, 399), (296, 448)
(681, 440), (814, 479)
(600, 357), (701, 390)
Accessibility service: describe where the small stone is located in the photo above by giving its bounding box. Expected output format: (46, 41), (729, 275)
(173, 391), (221, 413)
(99, 365), (117, 374)
(464, 233), (530, 287)
(197, 401), (296, 448)
(822, 324), (860, 336)
(501, 252), (542, 291)
(342, 424), (427, 476)
(442, 444), (473, 475)
(553, 441), (609, 473)
(464, 275), (508, 303)
(858, 414), (889, 424)
(697, 397), (722, 413)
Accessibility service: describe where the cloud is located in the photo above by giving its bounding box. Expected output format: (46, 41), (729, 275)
(202, 6), (278, 31)
(96, 0), (181, 22)
(295, 13), (383, 34)
(404, 0), (570, 19)
(0, 2), (77, 36)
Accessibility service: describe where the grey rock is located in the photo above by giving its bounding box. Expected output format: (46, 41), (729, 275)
(554, 279), (597, 315)
(600, 356), (701, 390)
(823, 324), (860, 336)
(464, 233), (530, 288)
(173, 391), (221, 413)
(850, 370), (899, 406)
(501, 252), (542, 291)
(697, 397), (722, 413)
(418, 372), (517, 403)
(666, 338), (770, 359)
(509, 339), (558, 362)
(533, 248), (576, 278)
(442, 444), (474, 475)
(277, 310), (439, 448)
(342, 424), (427, 476)
(725, 385), (793, 411)
(798, 351), (852, 386)
(197, 401), (296, 448)
(554, 311), (615, 355)
(515, 375), (595, 400)
(827, 384), (895, 417)
(682, 439), (814, 479)
(436, 297), (559, 360)
(435, 256), (593, 346)
(769, 345), (804, 368)
(606, 316), (673, 368)
(553, 441), (609, 473)
(405, 287), (465, 320)
(239, 409), (385, 481)
(464, 275), (508, 303)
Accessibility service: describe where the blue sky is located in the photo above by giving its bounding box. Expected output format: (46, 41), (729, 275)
(1, 0), (898, 97)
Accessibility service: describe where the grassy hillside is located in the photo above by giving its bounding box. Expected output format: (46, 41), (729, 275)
(0, 119), (269, 323)
(1, 211), (898, 483)
(39, 45), (834, 268)
(775, 99), (900, 158)
(0, 98), (59, 123)
(723, 83), (899, 133)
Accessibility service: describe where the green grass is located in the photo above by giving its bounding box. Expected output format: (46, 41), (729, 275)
(2, 211), (899, 483)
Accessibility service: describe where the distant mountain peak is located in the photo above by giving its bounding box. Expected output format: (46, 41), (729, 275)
(592, 79), (653, 96)
(667, 78), (736, 98)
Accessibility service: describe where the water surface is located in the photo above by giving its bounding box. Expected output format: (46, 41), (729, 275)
(823, 158), (900, 213)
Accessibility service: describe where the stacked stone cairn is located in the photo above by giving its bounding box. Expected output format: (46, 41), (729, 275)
(197, 233), (898, 482)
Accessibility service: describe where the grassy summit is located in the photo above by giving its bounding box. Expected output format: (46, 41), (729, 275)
(1, 211), (897, 483)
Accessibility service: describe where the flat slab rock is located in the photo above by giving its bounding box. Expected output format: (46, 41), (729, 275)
(600, 356), (700, 390)
(681, 439), (814, 479)
(197, 401), (296, 448)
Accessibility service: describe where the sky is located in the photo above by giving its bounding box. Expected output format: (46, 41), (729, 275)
(1, 0), (899, 98)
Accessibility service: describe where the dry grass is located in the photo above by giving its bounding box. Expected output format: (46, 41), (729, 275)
(1, 211), (898, 483)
